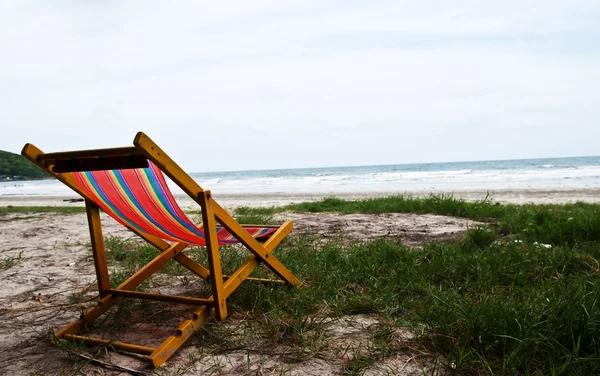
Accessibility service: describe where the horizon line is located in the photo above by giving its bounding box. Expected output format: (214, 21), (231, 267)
(190, 154), (600, 175)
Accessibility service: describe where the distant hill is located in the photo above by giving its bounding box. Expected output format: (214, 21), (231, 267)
(0, 149), (48, 180)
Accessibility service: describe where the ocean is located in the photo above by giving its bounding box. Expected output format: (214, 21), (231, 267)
(2, 156), (600, 197)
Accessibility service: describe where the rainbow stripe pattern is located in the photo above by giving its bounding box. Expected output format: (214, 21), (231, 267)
(71, 161), (277, 246)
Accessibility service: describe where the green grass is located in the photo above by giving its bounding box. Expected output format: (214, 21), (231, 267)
(235, 212), (275, 226)
(98, 234), (600, 373)
(229, 195), (600, 374)
(222, 233), (600, 374)
(63, 195), (600, 374)
(0, 206), (86, 216)
(0, 252), (22, 270)
(236, 194), (600, 246)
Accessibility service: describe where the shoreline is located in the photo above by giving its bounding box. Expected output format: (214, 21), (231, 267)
(1, 188), (599, 209)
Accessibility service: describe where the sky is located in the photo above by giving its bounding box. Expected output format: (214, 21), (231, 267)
(1, 1), (599, 172)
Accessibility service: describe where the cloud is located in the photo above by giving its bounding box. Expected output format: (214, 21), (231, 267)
(0, 1), (599, 171)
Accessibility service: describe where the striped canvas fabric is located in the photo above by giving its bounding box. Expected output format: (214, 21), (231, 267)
(71, 161), (277, 246)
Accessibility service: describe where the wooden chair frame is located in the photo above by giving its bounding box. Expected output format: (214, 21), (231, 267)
(21, 132), (302, 367)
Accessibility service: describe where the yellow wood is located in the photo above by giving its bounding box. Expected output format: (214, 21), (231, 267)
(150, 306), (213, 367)
(85, 200), (110, 297)
(21, 144), (46, 168)
(134, 132), (301, 296)
(198, 191), (227, 321)
(231, 276), (286, 284)
(133, 132), (204, 198)
(114, 242), (187, 291)
(63, 334), (155, 355)
(126, 225), (173, 251)
(223, 220), (296, 297)
(125, 225), (212, 280)
(106, 289), (212, 306)
(174, 253), (284, 284)
(174, 253), (210, 279)
(213, 203), (302, 287)
(174, 252), (284, 283)
(55, 320), (84, 338)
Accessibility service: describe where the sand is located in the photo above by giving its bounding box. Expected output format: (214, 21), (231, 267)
(0, 211), (473, 374)
(0, 188), (596, 374)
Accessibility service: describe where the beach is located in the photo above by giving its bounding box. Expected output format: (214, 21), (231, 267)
(2, 156), (600, 374)
(0, 191), (485, 375)
(1, 185), (600, 374)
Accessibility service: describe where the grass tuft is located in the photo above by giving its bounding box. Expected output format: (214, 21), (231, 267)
(463, 225), (497, 250)
(0, 252), (22, 270)
(0, 206), (86, 216)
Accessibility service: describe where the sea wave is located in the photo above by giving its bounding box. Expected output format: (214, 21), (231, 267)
(3, 161), (600, 197)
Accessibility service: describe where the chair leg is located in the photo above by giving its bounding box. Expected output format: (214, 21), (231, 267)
(149, 306), (213, 367)
(85, 201), (111, 297)
(199, 191), (227, 321)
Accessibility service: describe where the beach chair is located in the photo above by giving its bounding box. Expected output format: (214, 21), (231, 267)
(21, 132), (302, 367)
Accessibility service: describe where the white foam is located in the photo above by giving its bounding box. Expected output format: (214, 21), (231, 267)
(3, 165), (600, 197)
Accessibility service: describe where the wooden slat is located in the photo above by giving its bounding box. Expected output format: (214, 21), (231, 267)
(213, 203), (302, 287)
(114, 242), (188, 292)
(52, 154), (148, 173)
(106, 289), (212, 306)
(199, 191), (227, 321)
(38, 146), (141, 163)
(174, 253), (210, 279)
(133, 132), (204, 197)
(223, 220), (296, 297)
(175, 252), (285, 284)
(149, 306), (213, 367)
(63, 334), (155, 355)
(227, 275), (286, 284)
(86, 201), (110, 297)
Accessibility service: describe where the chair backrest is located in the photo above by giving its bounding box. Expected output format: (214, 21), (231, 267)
(71, 161), (274, 245)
